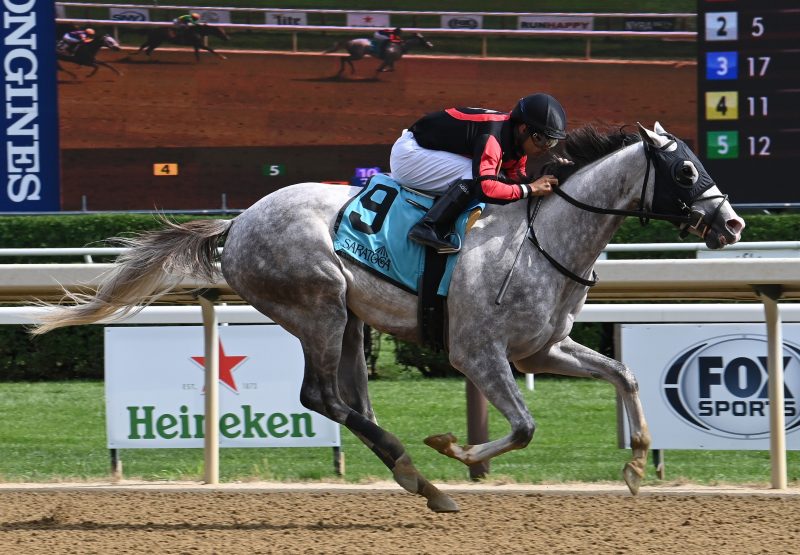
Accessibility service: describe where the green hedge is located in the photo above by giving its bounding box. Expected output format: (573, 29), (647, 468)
(0, 212), (797, 380)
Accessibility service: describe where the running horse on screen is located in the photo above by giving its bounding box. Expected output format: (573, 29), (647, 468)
(33, 123), (744, 512)
(56, 34), (122, 78)
(324, 32), (433, 76)
(135, 24), (230, 61)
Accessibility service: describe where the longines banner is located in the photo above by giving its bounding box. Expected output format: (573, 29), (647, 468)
(621, 324), (800, 450)
(105, 326), (340, 449)
(1, 0), (60, 211)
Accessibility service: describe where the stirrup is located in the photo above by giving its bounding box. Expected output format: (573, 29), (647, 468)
(437, 232), (461, 254)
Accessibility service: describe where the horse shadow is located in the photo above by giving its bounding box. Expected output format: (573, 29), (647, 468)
(295, 75), (383, 84)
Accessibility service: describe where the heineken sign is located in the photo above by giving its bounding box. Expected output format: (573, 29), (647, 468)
(105, 326), (340, 448)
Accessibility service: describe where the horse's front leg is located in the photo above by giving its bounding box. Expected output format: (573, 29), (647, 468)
(87, 63), (99, 78)
(424, 345), (536, 466)
(514, 337), (651, 495)
(201, 45), (227, 60)
(96, 61), (122, 76)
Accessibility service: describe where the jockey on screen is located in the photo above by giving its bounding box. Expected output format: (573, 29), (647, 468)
(373, 27), (402, 59)
(62, 28), (95, 54)
(390, 93), (574, 253)
(174, 12), (201, 33)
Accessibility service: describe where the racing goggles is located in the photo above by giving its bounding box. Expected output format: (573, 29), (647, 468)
(529, 131), (559, 150)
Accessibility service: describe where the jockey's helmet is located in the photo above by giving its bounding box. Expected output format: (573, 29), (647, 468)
(85, 28), (95, 36)
(191, 12), (200, 20)
(510, 93), (567, 140)
(393, 27), (402, 34)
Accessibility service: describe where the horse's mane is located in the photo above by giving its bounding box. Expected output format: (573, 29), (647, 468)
(547, 125), (641, 182)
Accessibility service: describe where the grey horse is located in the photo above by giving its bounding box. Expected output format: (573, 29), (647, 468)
(56, 34), (122, 78)
(32, 123), (744, 513)
(324, 32), (433, 76)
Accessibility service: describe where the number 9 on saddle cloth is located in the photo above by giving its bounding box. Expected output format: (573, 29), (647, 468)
(333, 174), (482, 297)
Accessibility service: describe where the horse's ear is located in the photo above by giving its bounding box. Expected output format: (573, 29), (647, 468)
(653, 121), (668, 135)
(636, 122), (656, 145)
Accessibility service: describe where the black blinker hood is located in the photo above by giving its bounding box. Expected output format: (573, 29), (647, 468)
(650, 135), (716, 215)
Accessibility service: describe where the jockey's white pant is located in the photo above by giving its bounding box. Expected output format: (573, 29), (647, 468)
(389, 130), (472, 194)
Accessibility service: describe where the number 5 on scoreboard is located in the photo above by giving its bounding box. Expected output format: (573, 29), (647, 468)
(705, 91), (738, 120)
(706, 131), (739, 159)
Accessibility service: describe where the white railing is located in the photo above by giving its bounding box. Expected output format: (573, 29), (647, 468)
(1, 245), (797, 488)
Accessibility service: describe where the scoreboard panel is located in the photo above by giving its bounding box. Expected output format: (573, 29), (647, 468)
(697, 1), (800, 205)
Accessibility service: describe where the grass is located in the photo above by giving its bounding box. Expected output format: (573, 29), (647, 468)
(0, 378), (797, 487)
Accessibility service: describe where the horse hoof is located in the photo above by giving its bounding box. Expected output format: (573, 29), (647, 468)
(623, 462), (643, 495)
(423, 485), (460, 513)
(424, 432), (457, 453)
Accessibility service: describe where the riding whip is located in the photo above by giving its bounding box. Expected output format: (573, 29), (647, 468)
(495, 196), (541, 305)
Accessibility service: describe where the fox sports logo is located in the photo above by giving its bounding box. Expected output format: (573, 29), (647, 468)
(662, 335), (800, 439)
(112, 11), (146, 21)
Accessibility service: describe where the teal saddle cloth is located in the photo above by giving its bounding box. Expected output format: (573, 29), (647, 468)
(333, 174), (481, 296)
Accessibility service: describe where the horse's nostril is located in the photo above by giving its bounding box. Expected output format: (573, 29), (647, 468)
(726, 217), (745, 236)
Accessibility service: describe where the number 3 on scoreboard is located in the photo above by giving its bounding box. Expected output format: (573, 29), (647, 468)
(705, 91), (739, 120)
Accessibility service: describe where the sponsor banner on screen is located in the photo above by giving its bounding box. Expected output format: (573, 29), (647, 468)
(624, 18), (676, 32)
(197, 10), (231, 24)
(621, 324), (800, 449)
(266, 12), (307, 26)
(109, 7), (150, 22)
(347, 13), (390, 28)
(518, 16), (594, 31)
(1, 0), (61, 211)
(441, 15), (483, 30)
(105, 326), (340, 449)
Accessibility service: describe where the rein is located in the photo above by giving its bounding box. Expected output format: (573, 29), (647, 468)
(524, 140), (727, 288)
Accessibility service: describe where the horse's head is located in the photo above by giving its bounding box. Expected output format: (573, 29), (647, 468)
(638, 122), (745, 249)
(101, 34), (121, 51)
(410, 32), (433, 50)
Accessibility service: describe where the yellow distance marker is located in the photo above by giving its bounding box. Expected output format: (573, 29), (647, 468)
(705, 91), (738, 120)
(153, 163), (179, 176)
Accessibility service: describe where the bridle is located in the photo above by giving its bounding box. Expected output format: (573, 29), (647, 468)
(525, 137), (729, 287)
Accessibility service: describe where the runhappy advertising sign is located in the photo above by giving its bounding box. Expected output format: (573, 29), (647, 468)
(1, 0), (60, 211)
(105, 326), (340, 449)
(621, 324), (800, 449)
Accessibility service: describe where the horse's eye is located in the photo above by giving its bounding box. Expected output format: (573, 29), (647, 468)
(674, 161), (698, 187)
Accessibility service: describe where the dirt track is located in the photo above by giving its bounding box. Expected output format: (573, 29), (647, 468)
(58, 49), (696, 210)
(1, 483), (798, 554)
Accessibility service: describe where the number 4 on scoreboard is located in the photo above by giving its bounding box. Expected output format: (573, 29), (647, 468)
(705, 91), (739, 120)
(153, 163), (179, 176)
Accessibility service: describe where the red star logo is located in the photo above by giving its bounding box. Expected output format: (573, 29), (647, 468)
(191, 341), (247, 392)
(363, 16), (373, 23)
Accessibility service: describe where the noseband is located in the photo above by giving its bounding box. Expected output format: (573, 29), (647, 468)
(526, 138), (728, 287)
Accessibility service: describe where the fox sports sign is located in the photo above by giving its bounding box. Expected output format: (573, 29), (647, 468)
(622, 325), (800, 449)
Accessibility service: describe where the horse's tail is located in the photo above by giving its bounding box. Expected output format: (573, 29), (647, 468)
(30, 217), (233, 335)
(323, 42), (341, 54)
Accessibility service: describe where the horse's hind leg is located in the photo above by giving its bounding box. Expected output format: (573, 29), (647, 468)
(294, 304), (457, 512)
(515, 337), (651, 495)
(336, 311), (375, 422)
(244, 291), (456, 512)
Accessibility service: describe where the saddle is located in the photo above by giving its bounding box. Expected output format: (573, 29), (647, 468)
(333, 174), (482, 350)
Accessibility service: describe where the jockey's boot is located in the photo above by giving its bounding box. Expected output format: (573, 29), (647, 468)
(408, 179), (474, 254)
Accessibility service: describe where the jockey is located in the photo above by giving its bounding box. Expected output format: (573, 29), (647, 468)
(62, 28), (95, 53)
(372, 27), (402, 58)
(390, 93), (573, 253)
(174, 12), (201, 31)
